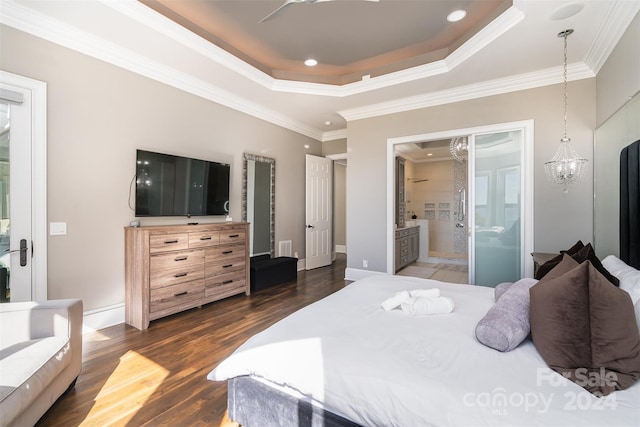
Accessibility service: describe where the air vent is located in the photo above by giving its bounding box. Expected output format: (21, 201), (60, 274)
(279, 240), (292, 257)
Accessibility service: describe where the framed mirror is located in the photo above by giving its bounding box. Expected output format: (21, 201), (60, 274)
(242, 153), (275, 257)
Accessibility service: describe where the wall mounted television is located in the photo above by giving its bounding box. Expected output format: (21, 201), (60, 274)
(135, 149), (230, 217)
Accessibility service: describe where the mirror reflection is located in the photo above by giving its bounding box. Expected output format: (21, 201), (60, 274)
(242, 153), (275, 257)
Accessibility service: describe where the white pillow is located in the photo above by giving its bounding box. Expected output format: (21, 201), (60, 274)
(602, 255), (640, 332)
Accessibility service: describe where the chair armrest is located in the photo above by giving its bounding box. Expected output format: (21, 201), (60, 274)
(0, 299), (83, 349)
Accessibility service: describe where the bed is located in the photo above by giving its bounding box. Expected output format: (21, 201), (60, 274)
(208, 266), (640, 426)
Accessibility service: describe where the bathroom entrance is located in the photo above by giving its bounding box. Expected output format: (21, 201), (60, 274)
(394, 138), (470, 283)
(387, 120), (534, 286)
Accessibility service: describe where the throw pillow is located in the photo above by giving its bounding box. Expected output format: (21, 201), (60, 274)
(602, 255), (640, 332)
(571, 243), (619, 287)
(494, 282), (513, 302)
(534, 240), (584, 280)
(476, 278), (538, 352)
(530, 260), (640, 396)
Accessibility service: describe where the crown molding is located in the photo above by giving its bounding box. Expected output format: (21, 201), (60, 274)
(321, 129), (348, 142)
(338, 63), (595, 122)
(584, 0), (640, 74)
(0, 0), (322, 141)
(101, 0), (525, 98)
(1, 0), (633, 140)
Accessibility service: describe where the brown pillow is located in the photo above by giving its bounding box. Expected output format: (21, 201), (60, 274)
(538, 253), (579, 282)
(530, 260), (640, 396)
(571, 243), (619, 287)
(535, 241), (619, 287)
(534, 240), (584, 280)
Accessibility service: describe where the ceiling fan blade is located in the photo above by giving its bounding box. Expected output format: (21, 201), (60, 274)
(260, 0), (304, 23)
(260, 0), (379, 23)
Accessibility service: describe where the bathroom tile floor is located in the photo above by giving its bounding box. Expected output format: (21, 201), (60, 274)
(397, 260), (469, 284)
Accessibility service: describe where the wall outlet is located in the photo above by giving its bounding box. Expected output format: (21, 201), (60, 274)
(363, 259), (368, 268)
(294, 251), (298, 259)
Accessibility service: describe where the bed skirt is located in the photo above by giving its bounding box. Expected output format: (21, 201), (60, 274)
(228, 376), (362, 427)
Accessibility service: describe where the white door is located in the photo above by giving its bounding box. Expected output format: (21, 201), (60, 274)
(305, 155), (332, 270)
(0, 85), (33, 302)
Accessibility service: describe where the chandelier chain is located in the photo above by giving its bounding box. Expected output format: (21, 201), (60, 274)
(563, 31), (568, 140)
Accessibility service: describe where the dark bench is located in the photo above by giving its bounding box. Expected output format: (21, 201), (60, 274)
(250, 255), (298, 292)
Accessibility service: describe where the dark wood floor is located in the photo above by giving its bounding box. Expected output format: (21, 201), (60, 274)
(37, 255), (348, 427)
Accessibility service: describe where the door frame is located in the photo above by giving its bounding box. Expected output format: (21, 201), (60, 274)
(0, 70), (48, 301)
(386, 120), (534, 280)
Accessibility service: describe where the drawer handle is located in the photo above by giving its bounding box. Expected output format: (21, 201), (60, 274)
(174, 291), (188, 297)
(174, 256), (188, 261)
(200, 236), (212, 241)
(174, 272), (188, 278)
(222, 264), (233, 268)
(222, 280), (233, 285)
(164, 239), (179, 244)
(228, 234), (239, 238)
(222, 250), (233, 254)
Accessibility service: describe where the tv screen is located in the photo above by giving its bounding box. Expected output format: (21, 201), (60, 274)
(135, 150), (230, 217)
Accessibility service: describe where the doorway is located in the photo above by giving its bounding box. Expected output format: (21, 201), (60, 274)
(0, 71), (47, 302)
(387, 120), (534, 286)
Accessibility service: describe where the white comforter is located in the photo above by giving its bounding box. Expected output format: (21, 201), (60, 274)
(208, 275), (640, 426)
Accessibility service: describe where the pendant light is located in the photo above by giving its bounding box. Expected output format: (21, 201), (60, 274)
(544, 29), (588, 193)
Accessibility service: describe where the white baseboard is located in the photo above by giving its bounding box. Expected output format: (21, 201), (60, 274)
(297, 258), (306, 271)
(335, 245), (346, 254)
(82, 303), (125, 334)
(345, 267), (388, 282)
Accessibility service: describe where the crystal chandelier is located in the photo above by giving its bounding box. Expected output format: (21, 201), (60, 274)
(450, 136), (468, 162)
(544, 29), (588, 193)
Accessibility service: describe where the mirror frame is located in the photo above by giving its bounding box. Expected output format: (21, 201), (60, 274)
(242, 153), (276, 258)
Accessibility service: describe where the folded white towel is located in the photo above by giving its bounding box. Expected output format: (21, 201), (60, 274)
(409, 288), (440, 298)
(381, 290), (411, 311)
(400, 296), (455, 315)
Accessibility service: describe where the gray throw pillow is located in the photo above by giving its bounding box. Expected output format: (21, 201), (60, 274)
(476, 278), (538, 352)
(494, 282), (513, 302)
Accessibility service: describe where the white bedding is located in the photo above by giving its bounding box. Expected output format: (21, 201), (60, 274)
(208, 275), (640, 426)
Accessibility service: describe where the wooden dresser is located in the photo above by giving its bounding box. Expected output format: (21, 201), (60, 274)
(124, 222), (250, 330)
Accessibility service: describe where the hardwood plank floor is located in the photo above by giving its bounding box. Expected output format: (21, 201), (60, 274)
(37, 255), (348, 427)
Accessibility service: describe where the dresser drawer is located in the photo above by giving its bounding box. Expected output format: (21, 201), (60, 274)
(149, 233), (189, 254)
(206, 243), (245, 261)
(205, 255), (246, 277)
(189, 231), (220, 248)
(150, 262), (205, 290)
(205, 273), (245, 298)
(220, 228), (246, 245)
(150, 249), (204, 273)
(150, 279), (204, 313)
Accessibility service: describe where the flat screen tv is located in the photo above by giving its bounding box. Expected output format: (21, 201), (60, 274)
(135, 149), (230, 217)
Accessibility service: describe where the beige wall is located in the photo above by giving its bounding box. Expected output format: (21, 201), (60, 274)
(1, 25), (321, 311)
(322, 139), (347, 156)
(347, 79), (597, 273)
(596, 12), (640, 127)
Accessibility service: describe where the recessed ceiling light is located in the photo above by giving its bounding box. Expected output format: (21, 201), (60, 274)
(304, 58), (318, 67)
(447, 10), (466, 22)
(324, 120), (332, 126)
(427, 153), (433, 156)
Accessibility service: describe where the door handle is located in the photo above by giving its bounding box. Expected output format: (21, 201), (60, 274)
(306, 225), (314, 229)
(20, 239), (27, 267)
(5, 240), (30, 267)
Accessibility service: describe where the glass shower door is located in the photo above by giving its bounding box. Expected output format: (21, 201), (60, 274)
(471, 130), (523, 287)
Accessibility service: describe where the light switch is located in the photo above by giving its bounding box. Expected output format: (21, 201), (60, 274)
(50, 222), (67, 236)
